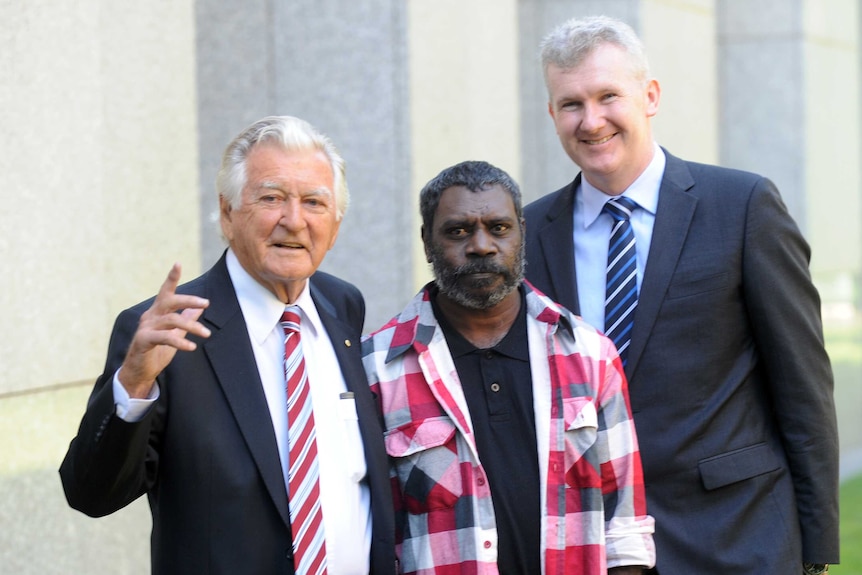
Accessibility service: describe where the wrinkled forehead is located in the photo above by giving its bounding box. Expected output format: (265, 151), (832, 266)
(245, 145), (334, 187)
(434, 184), (518, 223)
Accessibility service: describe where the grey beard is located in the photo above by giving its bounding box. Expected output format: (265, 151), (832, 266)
(429, 245), (525, 310)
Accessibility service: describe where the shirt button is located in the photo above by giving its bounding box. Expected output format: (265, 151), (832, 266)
(490, 382), (501, 393)
(483, 540), (492, 549)
(484, 351), (494, 359)
(477, 476), (486, 486)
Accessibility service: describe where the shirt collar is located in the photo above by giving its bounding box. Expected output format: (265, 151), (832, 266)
(225, 248), (322, 344)
(430, 284), (530, 361)
(580, 142), (665, 228)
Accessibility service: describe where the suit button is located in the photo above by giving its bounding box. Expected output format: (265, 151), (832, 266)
(286, 548), (294, 561)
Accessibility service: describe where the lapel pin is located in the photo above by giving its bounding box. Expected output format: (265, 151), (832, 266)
(344, 339), (352, 347)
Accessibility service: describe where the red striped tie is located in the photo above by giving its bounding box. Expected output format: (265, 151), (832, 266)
(281, 307), (328, 575)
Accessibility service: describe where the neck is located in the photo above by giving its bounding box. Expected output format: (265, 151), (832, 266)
(434, 287), (521, 349)
(585, 143), (655, 195)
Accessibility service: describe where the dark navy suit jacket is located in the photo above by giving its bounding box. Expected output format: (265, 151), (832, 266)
(524, 150), (839, 573)
(61, 252), (396, 575)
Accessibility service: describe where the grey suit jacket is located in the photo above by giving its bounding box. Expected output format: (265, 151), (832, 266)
(524, 150), (839, 574)
(60, 252), (396, 575)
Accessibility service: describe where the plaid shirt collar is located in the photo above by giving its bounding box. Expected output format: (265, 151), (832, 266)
(384, 279), (572, 364)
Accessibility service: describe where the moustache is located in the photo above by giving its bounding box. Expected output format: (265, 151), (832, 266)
(450, 260), (509, 278)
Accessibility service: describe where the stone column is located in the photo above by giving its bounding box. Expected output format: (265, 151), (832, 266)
(195, 0), (412, 329)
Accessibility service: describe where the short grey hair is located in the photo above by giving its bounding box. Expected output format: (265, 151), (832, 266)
(540, 15), (650, 89)
(419, 160), (523, 236)
(216, 115), (349, 220)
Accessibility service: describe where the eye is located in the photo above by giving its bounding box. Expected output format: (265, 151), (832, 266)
(303, 196), (331, 212)
(492, 223), (511, 234)
(259, 194), (282, 205)
(447, 227), (468, 238)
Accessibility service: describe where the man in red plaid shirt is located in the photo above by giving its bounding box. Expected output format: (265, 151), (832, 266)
(362, 160), (655, 574)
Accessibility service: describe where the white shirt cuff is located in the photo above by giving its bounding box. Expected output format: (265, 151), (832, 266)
(113, 370), (159, 422)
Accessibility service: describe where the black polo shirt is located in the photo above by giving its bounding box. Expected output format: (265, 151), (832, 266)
(431, 286), (541, 575)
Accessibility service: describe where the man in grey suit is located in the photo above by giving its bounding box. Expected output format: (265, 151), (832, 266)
(61, 116), (396, 575)
(523, 15), (838, 575)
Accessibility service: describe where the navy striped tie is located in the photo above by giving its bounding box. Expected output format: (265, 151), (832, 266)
(603, 197), (638, 367)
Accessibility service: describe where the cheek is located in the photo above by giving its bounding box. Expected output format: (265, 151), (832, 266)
(314, 218), (340, 250)
(555, 115), (579, 138)
(229, 213), (275, 250)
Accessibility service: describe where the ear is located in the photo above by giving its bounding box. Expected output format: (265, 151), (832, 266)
(421, 225), (432, 262)
(547, 100), (556, 122)
(327, 219), (341, 251)
(645, 78), (661, 118)
(219, 196), (234, 242)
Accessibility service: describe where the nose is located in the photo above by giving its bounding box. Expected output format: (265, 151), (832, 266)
(278, 198), (306, 230)
(579, 101), (604, 133)
(466, 228), (497, 257)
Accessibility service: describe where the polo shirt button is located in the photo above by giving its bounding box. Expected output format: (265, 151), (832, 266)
(490, 382), (500, 392)
(483, 540), (492, 549)
(477, 476), (486, 486)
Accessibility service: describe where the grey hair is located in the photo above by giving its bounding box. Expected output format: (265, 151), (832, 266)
(216, 116), (349, 220)
(419, 160), (522, 234)
(540, 15), (650, 88)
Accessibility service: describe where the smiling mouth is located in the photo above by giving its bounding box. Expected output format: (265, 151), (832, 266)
(273, 242), (303, 249)
(582, 134), (615, 145)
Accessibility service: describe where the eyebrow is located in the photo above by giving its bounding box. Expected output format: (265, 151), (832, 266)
(438, 215), (516, 228)
(259, 181), (333, 196)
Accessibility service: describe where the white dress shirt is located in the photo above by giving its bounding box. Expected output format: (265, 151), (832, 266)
(114, 249), (371, 575)
(574, 143), (665, 332)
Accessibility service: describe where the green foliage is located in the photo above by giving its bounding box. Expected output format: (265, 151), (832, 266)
(831, 474), (862, 574)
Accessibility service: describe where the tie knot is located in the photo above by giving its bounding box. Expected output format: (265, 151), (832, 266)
(603, 196), (638, 221)
(280, 307), (302, 334)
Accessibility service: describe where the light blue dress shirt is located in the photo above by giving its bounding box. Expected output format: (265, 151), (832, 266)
(574, 143), (666, 333)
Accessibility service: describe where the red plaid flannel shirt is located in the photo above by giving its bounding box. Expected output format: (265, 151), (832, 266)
(362, 281), (655, 574)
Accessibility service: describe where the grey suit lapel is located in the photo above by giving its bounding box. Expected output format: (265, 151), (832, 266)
(627, 152), (697, 381)
(201, 258), (291, 529)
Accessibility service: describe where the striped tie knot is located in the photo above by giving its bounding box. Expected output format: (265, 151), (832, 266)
(281, 309), (302, 334)
(603, 196), (638, 221)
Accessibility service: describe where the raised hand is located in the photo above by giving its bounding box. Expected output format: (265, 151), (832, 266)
(118, 263), (211, 398)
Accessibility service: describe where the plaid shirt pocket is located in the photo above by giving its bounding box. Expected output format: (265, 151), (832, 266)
(562, 396), (601, 488)
(385, 416), (461, 514)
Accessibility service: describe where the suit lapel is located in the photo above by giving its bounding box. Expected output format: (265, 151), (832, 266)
(626, 152), (697, 381)
(201, 257), (292, 529)
(310, 284), (379, 442)
(311, 280), (395, 572)
(536, 177), (581, 314)
(312, 286), (363, 392)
